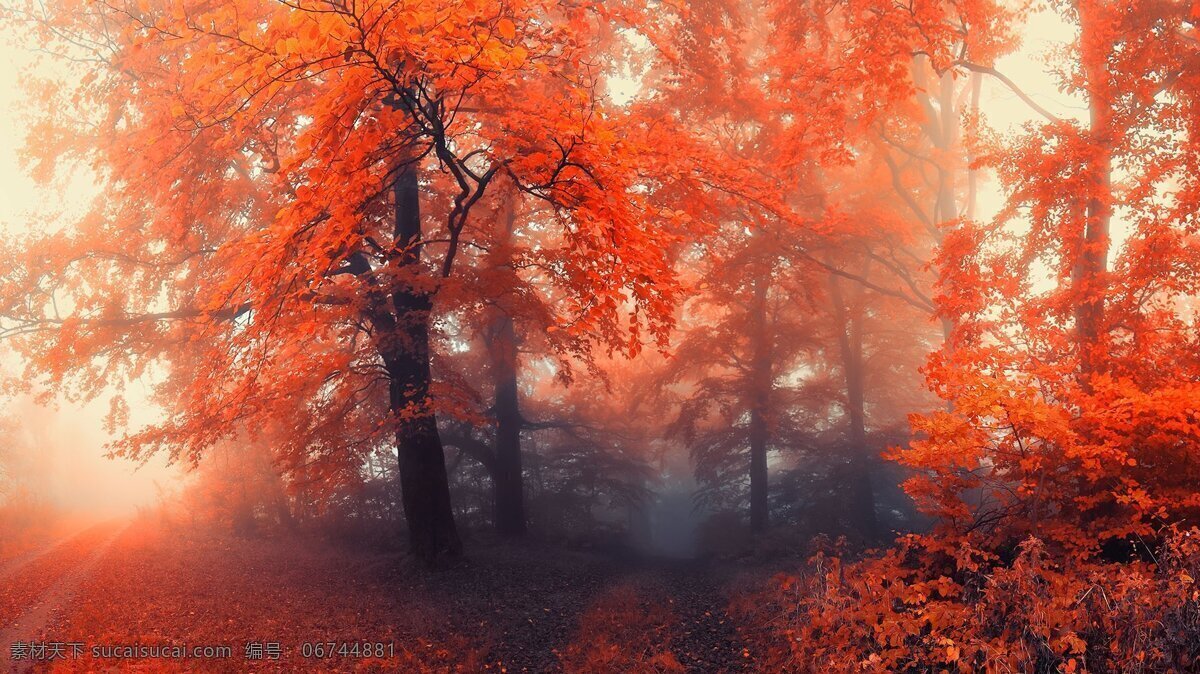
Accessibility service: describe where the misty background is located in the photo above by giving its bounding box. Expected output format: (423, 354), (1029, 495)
(0, 7), (1098, 542)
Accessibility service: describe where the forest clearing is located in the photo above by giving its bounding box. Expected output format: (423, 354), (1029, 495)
(0, 515), (781, 672)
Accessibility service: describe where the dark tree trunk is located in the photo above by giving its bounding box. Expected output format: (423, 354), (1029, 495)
(384, 162), (461, 564)
(748, 276), (771, 533)
(271, 478), (297, 530)
(829, 272), (880, 541)
(489, 311), (526, 536)
(748, 408), (770, 532)
(482, 198), (527, 537)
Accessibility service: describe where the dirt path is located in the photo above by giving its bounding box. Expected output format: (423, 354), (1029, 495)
(0, 525), (772, 673)
(633, 560), (753, 673)
(0, 525), (94, 582)
(0, 522), (124, 674)
(455, 551), (753, 673)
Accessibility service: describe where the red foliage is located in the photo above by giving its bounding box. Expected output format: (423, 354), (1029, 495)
(558, 585), (685, 674)
(743, 530), (1200, 673)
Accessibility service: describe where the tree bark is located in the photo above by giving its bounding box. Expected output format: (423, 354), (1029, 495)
(748, 275), (771, 533)
(1075, 4), (1113, 383)
(829, 271), (880, 541)
(483, 198), (527, 537)
(935, 69), (960, 226)
(489, 310), (527, 536)
(385, 161), (462, 564)
(748, 408), (770, 532)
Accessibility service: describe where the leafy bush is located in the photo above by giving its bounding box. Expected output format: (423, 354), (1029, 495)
(741, 530), (1200, 673)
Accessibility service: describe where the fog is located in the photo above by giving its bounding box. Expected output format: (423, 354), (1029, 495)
(3, 393), (178, 517)
(0, 6), (1082, 539)
(0, 3), (1145, 586)
(0, 31), (180, 523)
(0, 0), (1195, 671)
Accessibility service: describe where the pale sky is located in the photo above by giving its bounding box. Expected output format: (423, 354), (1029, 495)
(0, 40), (42, 233)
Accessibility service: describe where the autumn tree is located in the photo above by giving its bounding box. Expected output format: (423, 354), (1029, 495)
(439, 303), (665, 540)
(435, 188), (634, 538)
(519, 374), (659, 542)
(628, 0), (955, 535)
(0, 0), (703, 564)
(897, 0), (1200, 555)
(748, 0), (1026, 541)
(660, 221), (829, 533)
(602, 0), (826, 534)
(0, 400), (60, 535)
(478, 199), (527, 537)
(741, 3), (1200, 670)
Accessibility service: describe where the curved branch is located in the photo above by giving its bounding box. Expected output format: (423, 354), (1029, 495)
(955, 61), (1064, 124)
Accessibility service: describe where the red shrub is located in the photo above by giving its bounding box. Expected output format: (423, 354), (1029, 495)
(740, 530), (1200, 673)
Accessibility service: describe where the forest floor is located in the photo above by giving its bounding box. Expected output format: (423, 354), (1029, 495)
(0, 516), (795, 673)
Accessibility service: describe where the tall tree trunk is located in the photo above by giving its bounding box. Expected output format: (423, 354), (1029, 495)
(748, 408), (769, 532)
(748, 275), (771, 533)
(829, 271), (880, 541)
(386, 161), (462, 564)
(1075, 4), (1113, 383)
(489, 310), (526, 536)
(964, 71), (983, 223)
(486, 198), (526, 537)
(934, 69), (960, 227)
